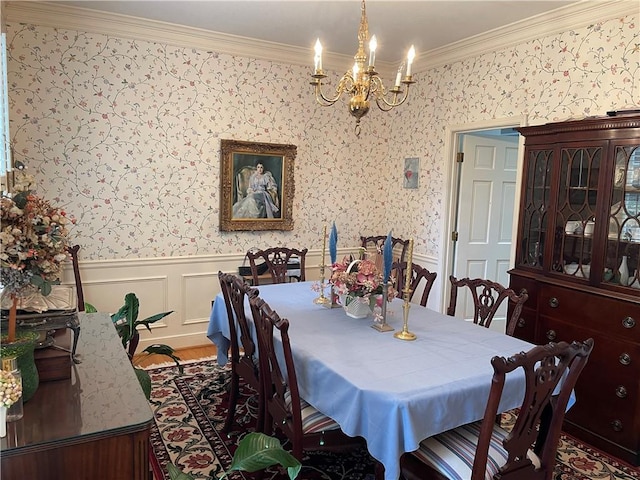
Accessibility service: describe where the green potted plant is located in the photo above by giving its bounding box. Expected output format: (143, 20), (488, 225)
(166, 432), (301, 480)
(87, 292), (182, 399)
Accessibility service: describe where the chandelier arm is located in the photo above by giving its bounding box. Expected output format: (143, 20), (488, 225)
(375, 86), (410, 111)
(314, 83), (342, 106)
(313, 74), (355, 106)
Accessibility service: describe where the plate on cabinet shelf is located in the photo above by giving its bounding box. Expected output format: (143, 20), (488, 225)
(614, 166), (625, 187)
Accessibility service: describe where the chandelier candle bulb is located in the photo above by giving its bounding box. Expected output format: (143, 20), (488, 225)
(406, 46), (416, 76)
(368, 35), (377, 67)
(314, 39), (323, 72)
(395, 64), (403, 88)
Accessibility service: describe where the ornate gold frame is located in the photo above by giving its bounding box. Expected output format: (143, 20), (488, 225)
(220, 139), (296, 231)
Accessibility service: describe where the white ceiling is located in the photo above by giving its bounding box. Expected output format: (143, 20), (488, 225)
(53, 0), (581, 64)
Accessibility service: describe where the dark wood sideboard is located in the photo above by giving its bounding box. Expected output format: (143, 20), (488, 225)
(0, 312), (153, 480)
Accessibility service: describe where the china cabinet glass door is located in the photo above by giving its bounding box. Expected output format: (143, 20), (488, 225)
(551, 147), (601, 279)
(605, 144), (640, 289)
(518, 149), (553, 269)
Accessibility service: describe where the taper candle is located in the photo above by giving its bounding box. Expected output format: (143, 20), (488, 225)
(314, 39), (323, 72)
(321, 225), (327, 267)
(405, 239), (414, 289)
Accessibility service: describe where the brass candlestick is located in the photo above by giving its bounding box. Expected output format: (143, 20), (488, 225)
(314, 264), (331, 305)
(394, 238), (416, 340)
(394, 286), (416, 340)
(371, 282), (393, 332)
(314, 225), (330, 305)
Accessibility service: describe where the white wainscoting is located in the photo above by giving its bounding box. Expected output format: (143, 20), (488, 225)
(61, 250), (438, 350)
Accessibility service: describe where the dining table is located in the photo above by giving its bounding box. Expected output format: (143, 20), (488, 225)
(207, 281), (535, 480)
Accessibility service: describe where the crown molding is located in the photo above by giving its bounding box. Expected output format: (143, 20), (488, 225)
(416, 0), (639, 71)
(5, 1), (361, 73)
(5, 1), (638, 77)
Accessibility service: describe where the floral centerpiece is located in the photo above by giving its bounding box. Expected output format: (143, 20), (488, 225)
(329, 255), (397, 318)
(1, 166), (71, 343)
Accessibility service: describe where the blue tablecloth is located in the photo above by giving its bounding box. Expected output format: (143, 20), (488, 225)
(208, 281), (533, 480)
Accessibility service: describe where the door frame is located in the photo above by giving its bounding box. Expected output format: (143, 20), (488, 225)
(438, 116), (528, 312)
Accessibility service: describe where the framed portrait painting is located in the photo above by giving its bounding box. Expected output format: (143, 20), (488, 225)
(220, 139), (296, 231)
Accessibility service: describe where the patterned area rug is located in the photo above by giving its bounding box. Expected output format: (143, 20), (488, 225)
(147, 359), (640, 480)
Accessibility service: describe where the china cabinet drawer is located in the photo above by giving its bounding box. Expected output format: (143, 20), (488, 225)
(538, 317), (640, 450)
(539, 285), (640, 342)
(511, 305), (536, 341)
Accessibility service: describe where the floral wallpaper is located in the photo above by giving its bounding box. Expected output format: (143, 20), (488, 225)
(5, 12), (639, 261)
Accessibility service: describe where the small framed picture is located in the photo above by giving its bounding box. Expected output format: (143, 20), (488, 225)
(403, 157), (419, 189)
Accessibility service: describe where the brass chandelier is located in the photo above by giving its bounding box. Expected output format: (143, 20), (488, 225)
(311, 0), (416, 136)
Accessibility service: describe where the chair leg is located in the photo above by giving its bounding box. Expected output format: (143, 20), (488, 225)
(223, 371), (239, 434)
(374, 460), (385, 480)
(255, 391), (265, 433)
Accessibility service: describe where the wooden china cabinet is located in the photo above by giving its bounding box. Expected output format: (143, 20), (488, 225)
(508, 114), (640, 465)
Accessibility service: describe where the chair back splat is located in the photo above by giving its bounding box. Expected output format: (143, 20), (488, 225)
(247, 247), (308, 286)
(249, 294), (364, 461)
(447, 275), (528, 335)
(392, 261), (437, 307)
(478, 339), (594, 480)
(361, 235), (410, 264)
(217, 272), (262, 433)
(402, 338), (594, 480)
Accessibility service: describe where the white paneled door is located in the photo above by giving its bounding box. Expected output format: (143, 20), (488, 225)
(453, 133), (519, 331)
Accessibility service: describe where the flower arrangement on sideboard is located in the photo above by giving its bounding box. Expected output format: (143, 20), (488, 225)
(0, 165), (72, 342)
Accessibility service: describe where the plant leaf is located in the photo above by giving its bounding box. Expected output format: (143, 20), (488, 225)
(141, 346), (183, 372)
(167, 463), (196, 480)
(84, 302), (97, 313)
(224, 432), (301, 479)
(124, 292), (140, 325)
(143, 344), (175, 356)
(12, 190), (29, 209)
(140, 311), (174, 325)
(137, 311), (174, 332)
(134, 367), (152, 400)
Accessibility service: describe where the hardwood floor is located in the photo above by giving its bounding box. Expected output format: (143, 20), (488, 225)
(133, 343), (216, 368)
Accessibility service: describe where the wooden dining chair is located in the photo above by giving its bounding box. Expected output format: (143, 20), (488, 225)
(400, 338), (594, 480)
(392, 261), (437, 307)
(248, 294), (365, 461)
(360, 235), (410, 264)
(66, 245), (85, 312)
(447, 276), (528, 335)
(217, 272), (263, 434)
(247, 247), (308, 286)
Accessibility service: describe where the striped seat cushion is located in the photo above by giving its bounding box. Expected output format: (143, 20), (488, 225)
(411, 421), (510, 480)
(284, 390), (341, 434)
